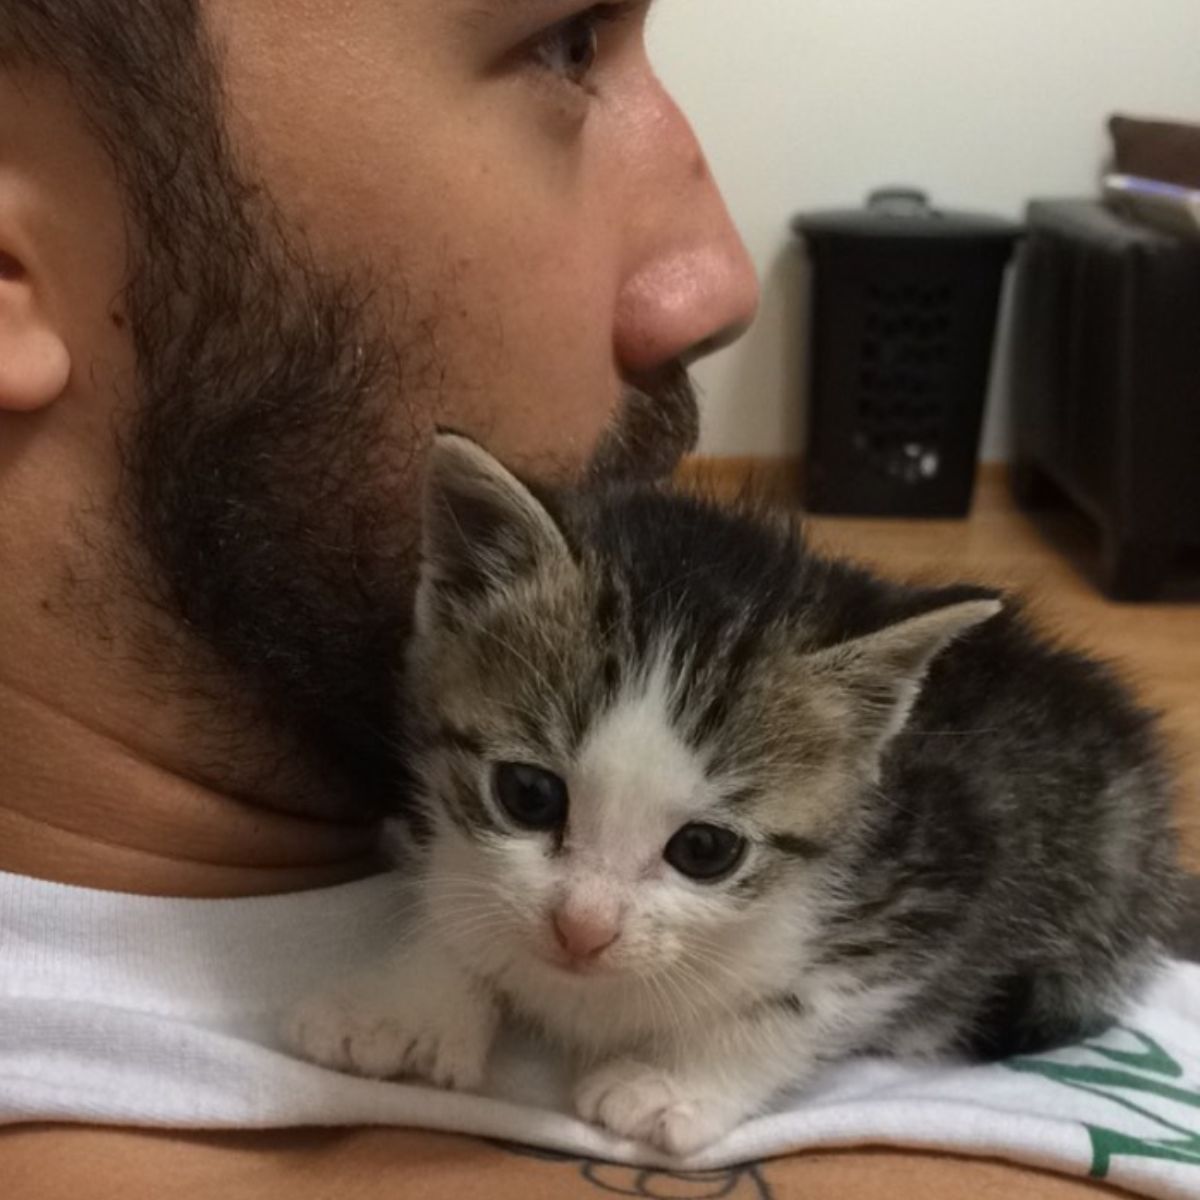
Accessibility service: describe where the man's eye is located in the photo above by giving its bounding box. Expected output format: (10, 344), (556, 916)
(530, 4), (633, 88)
(534, 13), (598, 85)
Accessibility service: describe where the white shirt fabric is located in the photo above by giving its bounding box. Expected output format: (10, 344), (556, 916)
(2, 867), (1198, 1199)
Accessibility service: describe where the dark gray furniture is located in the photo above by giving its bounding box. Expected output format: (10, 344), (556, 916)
(1009, 200), (1200, 600)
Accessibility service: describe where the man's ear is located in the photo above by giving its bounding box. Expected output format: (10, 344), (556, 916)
(0, 244), (70, 412)
(416, 433), (573, 634)
(807, 599), (1003, 770)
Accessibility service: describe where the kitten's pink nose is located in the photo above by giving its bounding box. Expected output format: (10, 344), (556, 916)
(552, 909), (620, 961)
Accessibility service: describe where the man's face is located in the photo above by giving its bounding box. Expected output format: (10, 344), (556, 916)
(0, 0), (757, 813)
(207, 0), (757, 473)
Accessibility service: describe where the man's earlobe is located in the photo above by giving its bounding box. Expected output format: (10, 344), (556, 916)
(0, 249), (71, 412)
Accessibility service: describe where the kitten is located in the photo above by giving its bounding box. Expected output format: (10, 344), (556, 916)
(286, 433), (1180, 1156)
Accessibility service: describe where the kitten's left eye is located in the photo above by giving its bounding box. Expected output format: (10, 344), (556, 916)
(664, 824), (747, 882)
(494, 763), (569, 831)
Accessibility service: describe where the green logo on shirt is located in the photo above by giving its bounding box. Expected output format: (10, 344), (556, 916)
(1008, 1027), (1200, 1177)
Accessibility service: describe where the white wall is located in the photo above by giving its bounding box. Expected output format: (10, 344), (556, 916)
(649, 0), (1200, 460)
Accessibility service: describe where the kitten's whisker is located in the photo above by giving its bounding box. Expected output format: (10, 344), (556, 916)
(439, 916), (513, 945)
(643, 966), (677, 1048)
(658, 960), (708, 1037)
(672, 953), (745, 1027)
(681, 955), (761, 1029)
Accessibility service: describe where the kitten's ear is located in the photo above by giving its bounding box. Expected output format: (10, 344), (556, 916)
(417, 433), (572, 632)
(809, 599), (1002, 766)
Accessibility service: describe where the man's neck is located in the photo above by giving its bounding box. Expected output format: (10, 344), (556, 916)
(0, 674), (384, 898)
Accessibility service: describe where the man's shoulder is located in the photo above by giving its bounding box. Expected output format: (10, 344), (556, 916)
(0, 1125), (1114, 1199)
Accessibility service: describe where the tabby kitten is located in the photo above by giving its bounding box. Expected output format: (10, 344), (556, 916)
(287, 434), (1179, 1156)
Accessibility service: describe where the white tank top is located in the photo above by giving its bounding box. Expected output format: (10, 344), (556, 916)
(1, 866), (1197, 1198)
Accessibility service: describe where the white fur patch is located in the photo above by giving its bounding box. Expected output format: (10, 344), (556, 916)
(570, 654), (711, 864)
(574, 1059), (743, 1156)
(282, 944), (497, 1091)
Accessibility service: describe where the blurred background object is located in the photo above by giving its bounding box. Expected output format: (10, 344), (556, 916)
(1108, 114), (1200, 191)
(792, 189), (1019, 517)
(1008, 193), (1200, 601)
(652, 0), (1200, 599)
(650, 0), (1200, 464)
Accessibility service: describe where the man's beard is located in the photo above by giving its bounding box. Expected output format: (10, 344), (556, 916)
(106, 26), (698, 816)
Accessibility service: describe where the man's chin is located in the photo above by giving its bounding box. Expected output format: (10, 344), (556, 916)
(587, 364), (699, 486)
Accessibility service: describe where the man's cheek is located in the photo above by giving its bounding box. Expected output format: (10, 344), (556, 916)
(428, 304), (619, 481)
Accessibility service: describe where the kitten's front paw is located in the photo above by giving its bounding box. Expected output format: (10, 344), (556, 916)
(574, 1060), (742, 1157)
(283, 977), (494, 1091)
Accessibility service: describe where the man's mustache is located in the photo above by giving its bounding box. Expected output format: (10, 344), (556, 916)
(587, 362), (700, 486)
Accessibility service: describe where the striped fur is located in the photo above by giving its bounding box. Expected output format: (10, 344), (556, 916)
(383, 435), (1180, 1154)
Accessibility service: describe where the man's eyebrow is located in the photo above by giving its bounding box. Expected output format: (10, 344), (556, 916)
(456, 1), (547, 28)
(457, 0), (655, 28)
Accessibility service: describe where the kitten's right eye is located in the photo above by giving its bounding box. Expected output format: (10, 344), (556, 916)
(664, 823), (747, 882)
(493, 763), (568, 831)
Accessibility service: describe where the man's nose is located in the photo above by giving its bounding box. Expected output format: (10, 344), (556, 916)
(614, 86), (759, 376)
(552, 907), (620, 961)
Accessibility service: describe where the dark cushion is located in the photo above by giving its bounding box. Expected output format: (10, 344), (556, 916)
(1109, 114), (1200, 189)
